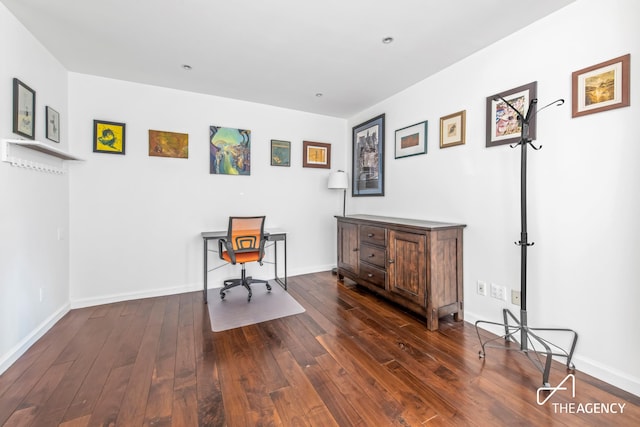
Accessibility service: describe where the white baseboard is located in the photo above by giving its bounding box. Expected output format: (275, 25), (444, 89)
(0, 302), (70, 376)
(70, 283), (202, 309)
(465, 310), (640, 397)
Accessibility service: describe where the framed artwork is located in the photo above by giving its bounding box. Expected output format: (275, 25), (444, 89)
(45, 106), (60, 143)
(572, 53), (630, 118)
(302, 141), (331, 169)
(352, 113), (385, 197)
(13, 78), (36, 140)
(486, 81), (537, 147)
(149, 129), (189, 158)
(440, 110), (466, 148)
(271, 139), (291, 166)
(395, 121), (427, 159)
(93, 120), (126, 154)
(210, 126), (251, 175)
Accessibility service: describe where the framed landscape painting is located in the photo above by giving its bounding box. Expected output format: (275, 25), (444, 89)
(572, 54), (630, 117)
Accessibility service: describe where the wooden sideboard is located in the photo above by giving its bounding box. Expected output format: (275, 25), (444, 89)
(336, 214), (466, 331)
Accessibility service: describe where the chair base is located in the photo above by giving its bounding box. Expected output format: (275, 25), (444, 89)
(220, 276), (271, 302)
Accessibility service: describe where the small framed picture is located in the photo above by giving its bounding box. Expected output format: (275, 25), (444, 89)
(13, 78), (36, 140)
(271, 139), (291, 166)
(45, 106), (60, 143)
(93, 120), (126, 154)
(440, 110), (466, 148)
(302, 141), (331, 169)
(395, 121), (427, 159)
(486, 81), (537, 147)
(572, 54), (630, 118)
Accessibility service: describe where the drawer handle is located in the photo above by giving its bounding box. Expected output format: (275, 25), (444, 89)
(368, 254), (375, 258)
(367, 273), (373, 278)
(388, 259), (395, 264)
(367, 233), (374, 237)
(353, 248), (359, 252)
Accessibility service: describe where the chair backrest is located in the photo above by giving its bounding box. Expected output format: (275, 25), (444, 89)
(227, 216), (266, 253)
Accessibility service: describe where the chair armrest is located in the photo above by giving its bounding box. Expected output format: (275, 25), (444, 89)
(218, 238), (237, 264)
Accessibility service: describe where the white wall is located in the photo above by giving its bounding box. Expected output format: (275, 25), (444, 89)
(347, 0), (639, 395)
(0, 3), (70, 372)
(67, 74), (347, 306)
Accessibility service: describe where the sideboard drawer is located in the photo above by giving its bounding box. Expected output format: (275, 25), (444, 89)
(359, 263), (386, 289)
(360, 225), (386, 247)
(359, 243), (386, 269)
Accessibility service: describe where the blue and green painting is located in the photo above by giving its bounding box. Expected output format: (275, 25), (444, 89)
(209, 126), (251, 175)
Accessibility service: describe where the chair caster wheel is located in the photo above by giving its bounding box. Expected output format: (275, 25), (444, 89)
(220, 292), (225, 300)
(266, 284), (272, 291)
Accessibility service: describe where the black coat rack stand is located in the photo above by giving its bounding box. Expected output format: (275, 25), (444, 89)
(474, 96), (578, 387)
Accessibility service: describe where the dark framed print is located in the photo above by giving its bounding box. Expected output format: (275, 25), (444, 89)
(302, 141), (331, 168)
(352, 113), (385, 196)
(93, 120), (126, 154)
(572, 54), (630, 118)
(440, 110), (466, 148)
(486, 81), (537, 147)
(13, 78), (36, 140)
(45, 106), (60, 143)
(395, 120), (427, 159)
(271, 139), (291, 166)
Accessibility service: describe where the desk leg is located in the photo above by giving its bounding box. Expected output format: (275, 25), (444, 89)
(273, 235), (287, 290)
(203, 237), (208, 303)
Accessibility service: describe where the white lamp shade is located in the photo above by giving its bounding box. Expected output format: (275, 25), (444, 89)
(328, 171), (349, 189)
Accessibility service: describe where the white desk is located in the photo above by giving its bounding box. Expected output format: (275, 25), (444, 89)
(201, 229), (287, 303)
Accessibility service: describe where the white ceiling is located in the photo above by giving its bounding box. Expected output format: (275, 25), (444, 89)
(2, 0), (575, 118)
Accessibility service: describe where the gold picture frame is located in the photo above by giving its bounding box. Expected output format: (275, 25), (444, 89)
(440, 110), (466, 148)
(572, 54), (630, 118)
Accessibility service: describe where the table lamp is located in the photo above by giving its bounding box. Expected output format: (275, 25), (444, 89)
(328, 170), (349, 217)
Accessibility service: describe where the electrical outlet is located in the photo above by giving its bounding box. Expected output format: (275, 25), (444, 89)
(511, 289), (521, 305)
(477, 280), (487, 296)
(490, 283), (506, 301)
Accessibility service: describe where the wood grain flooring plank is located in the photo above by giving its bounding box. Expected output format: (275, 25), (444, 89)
(86, 364), (133, 426)
(193, 293), (225, 427)
(303, 360), (366, 426)
(116, 296), (168, 426)
(60, 302), (136, 422)
(272, 349), (338, 426)
(144, 294), (180, 426)
(314, 352), (393, 427)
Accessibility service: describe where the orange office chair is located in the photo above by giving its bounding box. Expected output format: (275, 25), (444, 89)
(218, 216), (271, 302)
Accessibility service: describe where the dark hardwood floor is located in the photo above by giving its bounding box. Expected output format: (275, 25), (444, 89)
(1, 271), (638, 426)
